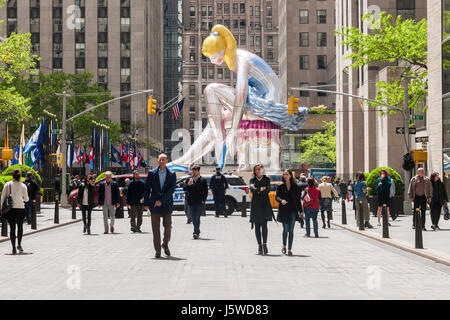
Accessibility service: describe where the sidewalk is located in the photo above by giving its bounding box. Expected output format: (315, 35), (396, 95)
(0, 204), (82, 243)
(330, 199), (450, 264)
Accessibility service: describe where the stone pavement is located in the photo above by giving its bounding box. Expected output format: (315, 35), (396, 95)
(2, 210), (450, 299)
(331, 200), (450, 261)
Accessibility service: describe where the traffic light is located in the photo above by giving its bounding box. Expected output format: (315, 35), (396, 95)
(147, 96), (157, 115)
(288, 95), (299, 115)
(412, 149), (428, 164)
(0, 148), (13, 161)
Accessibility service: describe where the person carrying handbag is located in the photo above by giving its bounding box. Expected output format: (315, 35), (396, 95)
(1, 169), (29, 255)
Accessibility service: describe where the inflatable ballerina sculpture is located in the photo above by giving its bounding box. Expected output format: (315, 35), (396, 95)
(169, 25), (308, 171)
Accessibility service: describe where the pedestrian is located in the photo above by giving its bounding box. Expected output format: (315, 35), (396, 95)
(123, 178), (130, 218)
(408, 168), (432, 231)
(77, 175), (95, 235)
(54, 174), (61, 201)
(249, 164), (273, 255)
(429, 172), (448, 230)
(388, 172), (397, 221)
(1, 169), (29, 254)
(23, 172), (39, 225)
(98, 171), (121, 234)
(276, 169), (303, 255)
(182, 164), (208, 239)
(297, 176), (308, 228)
(354, 172), (373, 229)
(318, 176), (339, 229)
(347, 179), (354, 201)
(302, 177), (321, 238)
(209, 167), (229, 218)
(127, 170), (146, 233)
(376, 170), (392, 227)
(144, 154), (177, 258)
(338, 178), (347, 200)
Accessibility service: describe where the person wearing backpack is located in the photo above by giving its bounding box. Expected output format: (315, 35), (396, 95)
(1, 169), (29, 255)
(302, 177), (321, 238)
(24, 172), (39, 225)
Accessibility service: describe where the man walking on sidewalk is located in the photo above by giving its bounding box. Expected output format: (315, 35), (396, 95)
(408, 168), (432, 231)
(127, 170), (145, 233)
(24, 172), (39, 225)
(98, 172), (120, 234)
(144, 154), (177, 258)
(182, 164), (208, 239)
(209, 167), (229, 218)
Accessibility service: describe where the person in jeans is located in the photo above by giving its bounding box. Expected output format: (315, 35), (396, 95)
(144, 154), (177, 258)
(209, 167), (229, 217)
(376, 170), (392, 227)
(354, 172), (373, 229)
(1, 169), (29, 254)
(98, 172), (121, 234)
(127, 170), (146, 233)
(276, 169), (302, 256)
(302, 177), (321, 238)
(77, 175), (95, 235)
(318, 176), (339, 229)
(408, 168), (432, 231)
(23, 172), (39, 225)
(249, 164), (273, 255)
(182, 164), (208, 239)
(429, 172), (448, 230)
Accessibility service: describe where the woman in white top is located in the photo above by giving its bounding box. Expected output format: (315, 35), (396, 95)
(1, 169), (29, 254)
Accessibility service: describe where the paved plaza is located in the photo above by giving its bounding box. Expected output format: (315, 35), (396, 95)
(2, 207), (450, 300)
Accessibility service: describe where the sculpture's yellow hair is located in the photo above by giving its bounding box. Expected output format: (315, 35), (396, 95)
(202, 24), (237, 71)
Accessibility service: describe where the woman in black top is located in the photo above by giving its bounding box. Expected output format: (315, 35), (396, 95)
(430, 172), (449, 230)
(249, 164), (273, 255)
(276, 170), (303, 256)
(77, 175), (96, 235)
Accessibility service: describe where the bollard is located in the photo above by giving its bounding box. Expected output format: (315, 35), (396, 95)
(241, 195), (247, 217)
(202, 203), (206, 216)
(415, 208), (423, 249)
(359, 200), (365, 231)
(1, 216), (7, 237)
(382, 204), (389, 238)
(54, 199), (60, 224)
(36, 197), (41, 215)
(71, 201), (77, 220)
(31, 199), (37, 230)
(341, 199), (347, 225)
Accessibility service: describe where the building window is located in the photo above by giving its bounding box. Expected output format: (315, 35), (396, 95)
(299, 32), (309, 47)
(240, 35), (246, 46)
(250, 36), (254, 46)
(209, 68), (214, 79)
(299, 10), (309, 24)
(225, 69), (230, 79)
(208, 6), (213, 16)
(255, 36), (261, 47)
(317, 32), (327, 47)
(190, 6), (195, 16)
(299, 55), (309, 70)
(267, 51), (273, 62)
(397, 0), (415, 20)
(317, 83), (327, 96)
(240, 3), (245, 13)
(189, 51), (196, 62)
(218, 68), (223, 79)
(299, 83), (309, 97)
(189, 85), (195, 96)
(217, 3), (222, 14)
(317, 55), (327, 69)
(224, 3), (230, 14)
(233, 20), (238, 29)
(267, 35), (273, 47)
(240, 20), (246, 29)
(255, 6), (260, 17)
(233, 3), (238, 14)
(267, 6), (272, 16)
(190, 36), (195, 47)
(317, 10), (326, 24)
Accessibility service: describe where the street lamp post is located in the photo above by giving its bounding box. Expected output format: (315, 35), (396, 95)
(56, 89), (153, 207)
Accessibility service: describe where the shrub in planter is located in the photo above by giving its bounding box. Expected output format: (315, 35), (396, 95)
(0, 176), (26, 194)
(366, 166), (403, 196)
(1, 164), (42, 187)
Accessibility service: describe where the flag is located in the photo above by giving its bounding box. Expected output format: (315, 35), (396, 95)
(19, 124), (25, 165)
(121, 143), (128, 163)
(89, 128), (95, 170)
(172, 98), (184, 121)
(76, 144), (85, 164)
(12, 145), (19, 165)
(111, 145), (121, 164)
(125, 145), (130, 172)
(129, 145), (134, 170)
(23, 123), (43, 154)
(67, 145), (77, 168)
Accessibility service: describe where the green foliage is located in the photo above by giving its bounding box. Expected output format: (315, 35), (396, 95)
(298, 121), (336, 166)
(309, 109), (336, 115)
(12, 71), (121, 145)
(1, 164), (42, 186)
(0, 176), (26, 195)
(366, 166), (403, 196)
(335, 12), (428, 115)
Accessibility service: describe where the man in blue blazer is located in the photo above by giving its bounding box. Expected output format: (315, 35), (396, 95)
(144, 154), (177, 258)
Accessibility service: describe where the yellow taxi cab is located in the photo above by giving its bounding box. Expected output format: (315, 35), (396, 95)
(249, 180), (283, 209)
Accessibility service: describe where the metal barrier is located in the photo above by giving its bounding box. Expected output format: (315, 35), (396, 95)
(358, 200), (365, 231)
(241, 195), (247, 217)
(31, 200), (37, 230)
(382, 204), (389, 238)
(414, 208), (423, 249)
(341, 199), (347, 225)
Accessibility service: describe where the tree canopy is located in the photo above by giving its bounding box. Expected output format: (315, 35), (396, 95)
(335, 12), (427, 115)
(298, 121), (336, 167)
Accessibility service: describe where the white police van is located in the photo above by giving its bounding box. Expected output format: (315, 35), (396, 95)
(173, 174), (249, 215)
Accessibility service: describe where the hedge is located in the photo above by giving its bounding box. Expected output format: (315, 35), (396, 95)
(366, 166), (403, 196)
(0, 176), (26, 194)
(1, 164), (42, 187)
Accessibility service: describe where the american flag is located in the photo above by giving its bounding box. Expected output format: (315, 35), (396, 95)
(172, 98), (185, 121)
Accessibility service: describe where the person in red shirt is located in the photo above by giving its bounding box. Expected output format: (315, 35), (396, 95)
(302, 177), (321, 238)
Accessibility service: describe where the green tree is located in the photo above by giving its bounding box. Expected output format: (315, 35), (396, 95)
(335, 12), (427, 115)
(12, 71), (121, 145)
(0, 0), (38, 122)
(298, 121), (336, 166)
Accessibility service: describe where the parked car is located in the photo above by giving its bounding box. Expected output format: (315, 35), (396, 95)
(174, 174), (248, 215)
